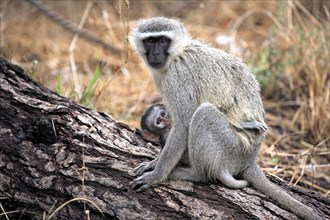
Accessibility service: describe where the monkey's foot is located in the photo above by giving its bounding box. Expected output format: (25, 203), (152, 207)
(130, 171), (163, 192)
(133, 159), (158, 176)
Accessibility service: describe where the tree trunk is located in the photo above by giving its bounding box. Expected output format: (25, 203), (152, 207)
(0, 57), (328, 220)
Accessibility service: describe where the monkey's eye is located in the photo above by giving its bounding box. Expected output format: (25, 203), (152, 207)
(144, 38), (154, 45)
(161, 112), (165, 117)
(159, 37), (170, 47)
(156, 119), (161, 125)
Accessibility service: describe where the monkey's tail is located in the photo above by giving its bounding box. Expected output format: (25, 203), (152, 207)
(242, 164), (322, 220)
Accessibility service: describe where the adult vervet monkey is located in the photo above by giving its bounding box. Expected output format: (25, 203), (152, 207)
(129, 17), (321, 220)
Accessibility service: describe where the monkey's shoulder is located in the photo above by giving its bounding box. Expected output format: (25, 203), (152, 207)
(187, 40), (242, 59)
(171, 41), (247, 74)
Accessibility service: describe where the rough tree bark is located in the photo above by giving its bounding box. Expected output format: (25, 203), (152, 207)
(0, 57), (328, 220)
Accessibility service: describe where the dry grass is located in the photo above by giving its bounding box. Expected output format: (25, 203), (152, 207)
(1, 0), (329, 201)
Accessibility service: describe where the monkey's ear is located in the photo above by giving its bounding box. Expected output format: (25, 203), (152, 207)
(142, 130), (160, 143)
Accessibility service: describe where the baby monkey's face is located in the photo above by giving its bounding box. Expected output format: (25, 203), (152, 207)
(146, 105), (171, 135)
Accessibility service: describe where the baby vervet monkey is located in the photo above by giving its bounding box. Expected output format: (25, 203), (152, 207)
(140, 103), (267, 147)
(137, 104), (171, 176)
(140, 104), (171, 147)
(129, 17), (321, 220)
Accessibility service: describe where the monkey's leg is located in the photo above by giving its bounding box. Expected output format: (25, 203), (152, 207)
(218, 171), (248, 189)
(169, 167), (204, 182)
(133, 158), (158, 176)
(187, 102), (248, 187)
(170, 168), (249, 189)
(170, 103), (249, 187)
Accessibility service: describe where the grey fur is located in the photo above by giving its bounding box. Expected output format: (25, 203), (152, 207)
(136, 104), (266, 177)
(129, 17), (321, 220)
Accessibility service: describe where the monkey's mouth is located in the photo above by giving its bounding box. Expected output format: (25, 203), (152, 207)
(149, 62), (165, 69)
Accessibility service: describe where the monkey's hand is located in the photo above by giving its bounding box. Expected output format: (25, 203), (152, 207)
(239, 121), (267, 133)
(130, 171), (163, 192)
(133, 158), (158, 176)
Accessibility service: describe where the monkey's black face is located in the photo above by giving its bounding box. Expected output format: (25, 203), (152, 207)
(143, 36), (171, 69)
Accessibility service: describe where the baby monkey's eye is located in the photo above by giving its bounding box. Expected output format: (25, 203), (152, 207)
(156, 119), (161, 125)
(161, 112), (166, 117)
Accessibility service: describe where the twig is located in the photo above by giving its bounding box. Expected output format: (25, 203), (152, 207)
(25, 0), (120, 54)
(69, 1), (94, 96)
(0, 202), (9, 220)
(47, 197), (104, 219)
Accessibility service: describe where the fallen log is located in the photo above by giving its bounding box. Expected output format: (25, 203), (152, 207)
(0, 57), (328, 219)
